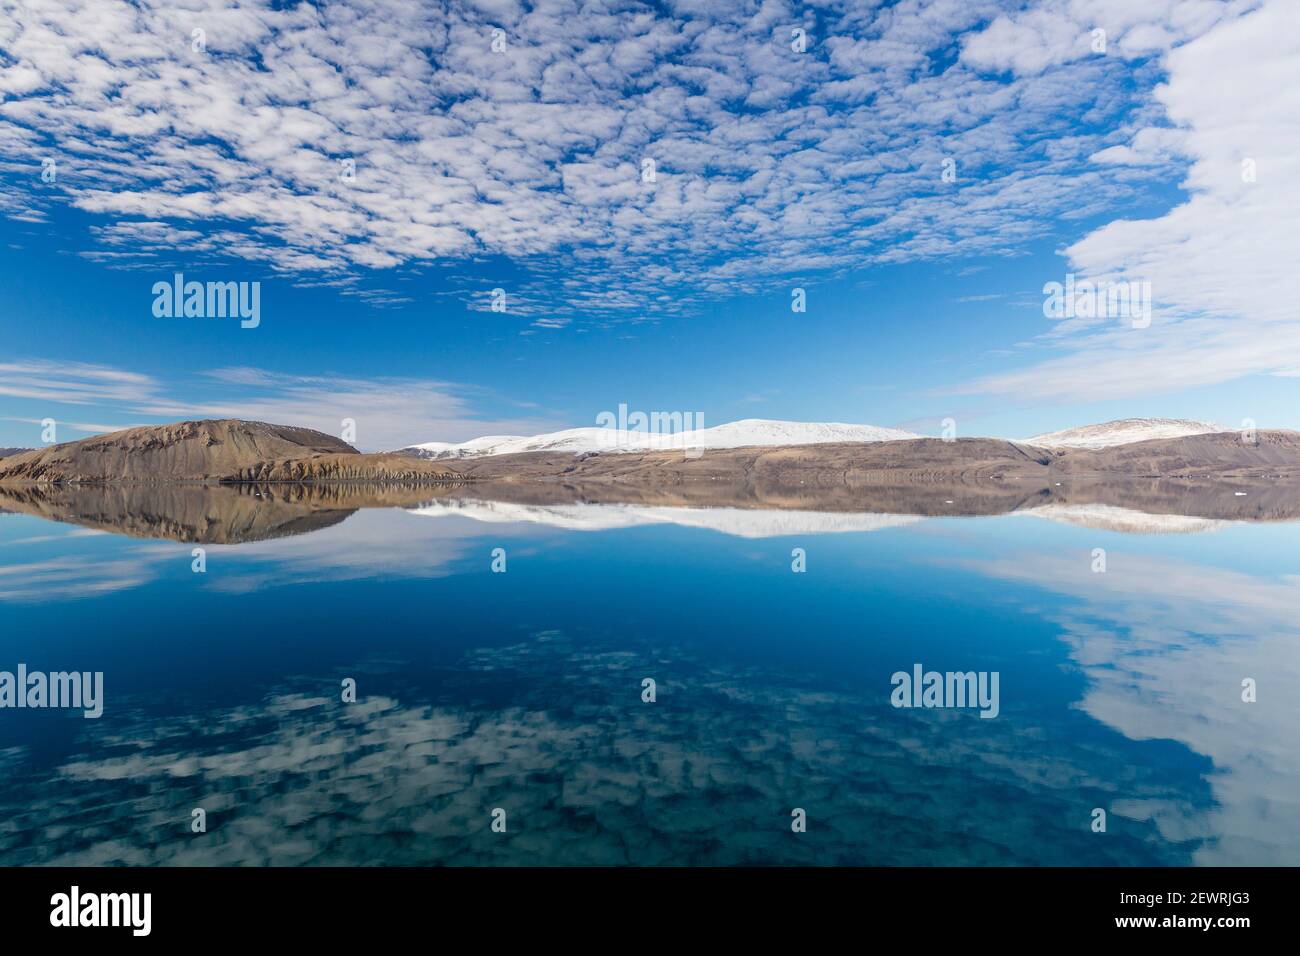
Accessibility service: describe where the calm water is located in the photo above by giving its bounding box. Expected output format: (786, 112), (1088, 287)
(1, 496), (1297, 866)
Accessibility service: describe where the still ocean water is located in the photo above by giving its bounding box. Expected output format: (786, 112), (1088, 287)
(1, 497), (1296, 865)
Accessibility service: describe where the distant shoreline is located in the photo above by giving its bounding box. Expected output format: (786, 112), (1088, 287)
(5, 419), (1300, 489)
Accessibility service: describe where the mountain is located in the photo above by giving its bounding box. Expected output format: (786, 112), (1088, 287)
(0, 420), (464, 484)
(7, 417), (1298, 489)
(0, 420), (355, 483)
(455, 430), (1300, 489)
(400, 419), (921, 459)
(404, 434), (527, 459)
(457, 436), (1053, 485)
(1049, 429), (1300, 476)
(404, 416), (1254, 459)
(0, 448), (31, 459)
(1025, 418), (1225, 448)
(6, 422), (1300, 540)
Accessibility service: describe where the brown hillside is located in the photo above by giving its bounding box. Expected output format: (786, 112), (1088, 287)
(0, 420), (357, 483)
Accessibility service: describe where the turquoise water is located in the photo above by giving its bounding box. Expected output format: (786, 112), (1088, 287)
(0, 502), (1296, 865)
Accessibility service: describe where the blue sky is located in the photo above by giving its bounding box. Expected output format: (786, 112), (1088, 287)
(1, 0), (1295, 450)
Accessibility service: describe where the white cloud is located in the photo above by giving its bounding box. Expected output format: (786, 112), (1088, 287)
(0, 359), (160, 405)
(966, 0), (1300, 401)
(0, 554), (154, 602)
(0, 0), (1208, 321)
(1, 359), (557, 449)
(959, 0), (1250, 75)
(145, 367), (556, 449)
(2, 0), (1289, 399)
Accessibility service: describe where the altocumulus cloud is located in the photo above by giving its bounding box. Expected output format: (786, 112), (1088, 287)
(0, 0), (1292, 397)
(0, 359), (556, 449)
(959, 0), (1300, 401)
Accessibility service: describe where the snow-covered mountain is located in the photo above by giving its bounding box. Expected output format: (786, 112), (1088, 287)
(400, 419), (920, 460)
(1024, 418), (1225, 449)
(401, 416), (1234, 459)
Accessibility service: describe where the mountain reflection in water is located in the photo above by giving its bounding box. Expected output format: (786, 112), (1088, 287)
(1, 475), (1297, 543)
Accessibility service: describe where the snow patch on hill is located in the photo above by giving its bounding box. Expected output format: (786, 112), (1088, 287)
(1024, 418), (1225, 449)
(401, 419), (920, 459)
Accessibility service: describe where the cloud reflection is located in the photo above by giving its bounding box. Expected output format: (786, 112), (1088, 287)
(0, 630), (1199, 866)
(963, 550), (1300, 864)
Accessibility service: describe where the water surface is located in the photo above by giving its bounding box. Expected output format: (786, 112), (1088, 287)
(0, 488), (1296, 866)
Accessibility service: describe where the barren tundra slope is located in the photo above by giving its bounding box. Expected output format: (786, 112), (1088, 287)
(456, 437), (1056, 485)
(0, 420), (464, 484)
(0, 420), (355, 483)
(224, 452), (464, 483)
(1047, 430), (1300, 477)
(456, 432), (1300, 484)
